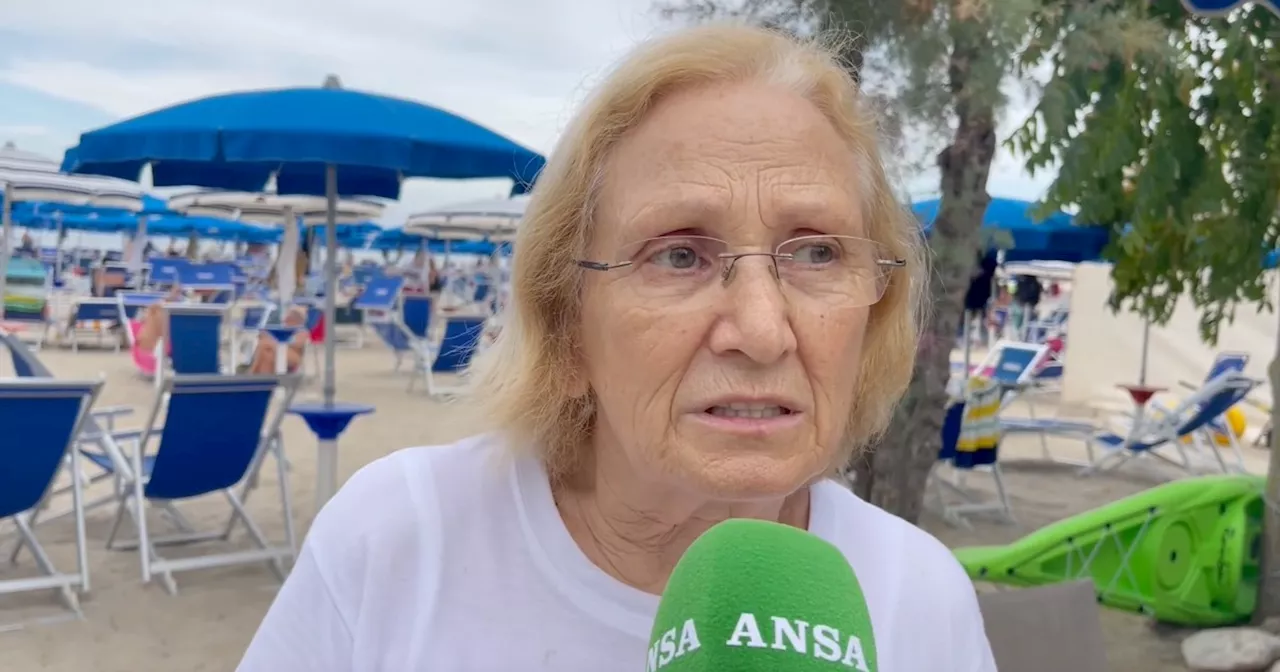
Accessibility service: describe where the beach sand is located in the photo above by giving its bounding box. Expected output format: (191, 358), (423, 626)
(2, 339), (1265, 671)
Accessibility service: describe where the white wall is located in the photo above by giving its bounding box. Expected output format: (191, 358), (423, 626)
(1062, 262), (1278, 426)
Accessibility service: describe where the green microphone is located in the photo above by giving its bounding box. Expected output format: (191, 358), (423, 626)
(645, 518), (877, 672)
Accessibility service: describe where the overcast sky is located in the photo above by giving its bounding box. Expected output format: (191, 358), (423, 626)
(0, 0), (1054, 225)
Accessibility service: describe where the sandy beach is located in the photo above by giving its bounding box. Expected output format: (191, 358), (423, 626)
(2, 338), (1267, 671)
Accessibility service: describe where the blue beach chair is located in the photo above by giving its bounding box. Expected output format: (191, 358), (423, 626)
(146, 257), (188, 289)
(1005, 351), (1255, 469)
(367, 290), (432, 378)
(165, 304), (227, 377)
(0, 332), (142, 563)
(92, 374), (300, 594)
(115, 290), (167, 323)
(63, 298), (123, 352)
(1, 329), (136, 464)
(413, 315), (486, 397)
(1079, 372), (1258, 476)
(357, 276), (412, 368)
(0, 379), (103, 628)
(1174, 352), (1252, 451)
(179, 262), (238, 306)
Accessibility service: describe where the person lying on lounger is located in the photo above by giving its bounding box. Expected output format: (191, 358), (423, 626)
(133, 287), (184, 354)
(244, 306), (307, 374)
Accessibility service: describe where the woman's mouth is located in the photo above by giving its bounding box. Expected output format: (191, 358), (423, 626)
(696, 402), (802, 435)
(706, 403), (794, 419)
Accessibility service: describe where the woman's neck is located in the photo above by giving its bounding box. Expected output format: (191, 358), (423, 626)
(553, 445), (811, 596)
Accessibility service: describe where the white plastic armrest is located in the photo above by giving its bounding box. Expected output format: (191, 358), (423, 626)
(80, 426), (164, 443)
(91, 405), (134, 419)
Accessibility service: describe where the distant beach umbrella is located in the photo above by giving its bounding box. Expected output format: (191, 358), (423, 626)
(0, 142), (146, 318)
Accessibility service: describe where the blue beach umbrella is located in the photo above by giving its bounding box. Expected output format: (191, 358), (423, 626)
(144, 214), (272, 241)
(12, 209), (134, 234)
(913, 197), (1110, 263)
(62, 76), (544, 401)
(61, 75), (546, 508)
(311, 220), (383, 243)
(357, 227), (421, 251)
(63, 82), (544, 198)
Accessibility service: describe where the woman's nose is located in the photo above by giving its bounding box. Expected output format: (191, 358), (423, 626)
(706, 257), (797, 364)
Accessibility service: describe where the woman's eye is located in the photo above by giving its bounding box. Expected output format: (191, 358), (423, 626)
(792, 243), (838, 264)
(653, 245), (701, 269)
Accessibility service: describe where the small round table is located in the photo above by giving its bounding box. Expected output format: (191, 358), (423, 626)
(288, 402), (375, 513)
(263, 326), (301, 374)
(1117, 383), (1167, 447)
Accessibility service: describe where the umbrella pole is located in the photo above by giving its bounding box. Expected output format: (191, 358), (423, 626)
(55, 215), (64, 280)
(418, 239), (428, 288)
(133, 214), (149, 279)
(0, 184), (11, 321)
(323, 165), (339, 407)
(277, 206), (298, 311)
(1139, 319), (1151, 386)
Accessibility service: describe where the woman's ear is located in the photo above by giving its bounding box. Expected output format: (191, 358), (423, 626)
(563, 322), (595, 398)
(567, 374), (589, 398)
(563, 358), (590, 398)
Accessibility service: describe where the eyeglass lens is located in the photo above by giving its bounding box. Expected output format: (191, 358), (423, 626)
(610, 235), (893, 306)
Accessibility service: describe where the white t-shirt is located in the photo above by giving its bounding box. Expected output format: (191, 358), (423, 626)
(237, 435), (997, 671)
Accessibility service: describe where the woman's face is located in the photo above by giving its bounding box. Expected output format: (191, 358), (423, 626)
(580, 81), (874, 501)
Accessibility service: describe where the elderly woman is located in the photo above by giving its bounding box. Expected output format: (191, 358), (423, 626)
(239, 24), (994, 671)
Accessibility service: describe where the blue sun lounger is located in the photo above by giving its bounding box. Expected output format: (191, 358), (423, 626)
(0, 379), (103, 628)
(89, 374), (300, 593)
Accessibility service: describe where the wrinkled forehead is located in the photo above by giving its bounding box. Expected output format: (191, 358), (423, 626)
(593, 82), (867, 246)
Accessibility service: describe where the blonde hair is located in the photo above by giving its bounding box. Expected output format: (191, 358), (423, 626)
(465, 23), (926, 483)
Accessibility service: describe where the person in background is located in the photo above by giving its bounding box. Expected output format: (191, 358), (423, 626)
(1043, 281), (1066, 312)
(399, 248), (431, 293)
(16, 233), (36, 258)
(427, 256), (443, 293)
(963, 249), (998, 347)
(239, 23), (994, 671)
(245, 243), (272, 291)
(340, 250), (355, 280)
(989, 283), (1013, 340)
(133, 286), (184, 353)
(294, 244), (310, 291)
(245, 305), (307, 374)
(1011, 273), (1043, 337)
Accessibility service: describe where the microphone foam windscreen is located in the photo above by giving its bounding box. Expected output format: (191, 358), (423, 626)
(645, 518), (877, 671)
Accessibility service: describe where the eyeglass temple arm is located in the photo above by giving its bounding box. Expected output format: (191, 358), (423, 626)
(877, 258), (907, 268)
(576, 260), (632, 271)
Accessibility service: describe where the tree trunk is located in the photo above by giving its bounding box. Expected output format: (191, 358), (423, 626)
(849, 11), (997, 524)
(1256, 285), (1280, 620)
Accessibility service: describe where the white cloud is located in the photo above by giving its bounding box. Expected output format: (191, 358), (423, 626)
(0, 0), (663, 150)
(0, 124), (51, 138)
(0, 0), (668, 217)
(0, 61), (288, 120)
(0, 0), (1051, 219)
